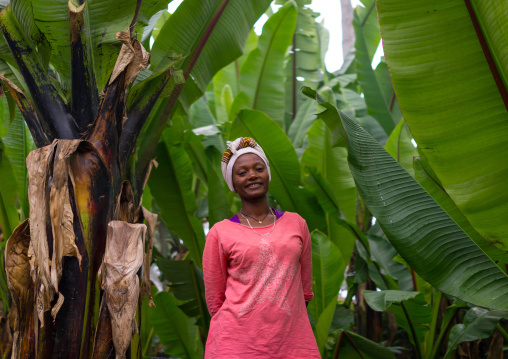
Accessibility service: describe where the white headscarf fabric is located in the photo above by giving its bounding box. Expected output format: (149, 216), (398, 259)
(221, 137), (271, 192)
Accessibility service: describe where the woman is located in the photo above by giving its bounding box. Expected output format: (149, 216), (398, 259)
(203, 137), (320, 358)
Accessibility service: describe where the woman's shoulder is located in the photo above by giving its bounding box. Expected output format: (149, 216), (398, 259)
(281, 211), (305, 223)
(208, 218), (237, 235)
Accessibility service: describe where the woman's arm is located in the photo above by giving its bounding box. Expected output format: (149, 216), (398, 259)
(299, 218), (314, 304)
(203, 227), (228, 317)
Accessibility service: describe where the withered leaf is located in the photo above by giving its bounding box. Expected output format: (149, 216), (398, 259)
(109, 30), (150, 87)
(102, 221), (145, 359)
(141, 207), (157, 307)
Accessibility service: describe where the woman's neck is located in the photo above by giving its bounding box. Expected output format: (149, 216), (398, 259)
(240, 197), (270, 217)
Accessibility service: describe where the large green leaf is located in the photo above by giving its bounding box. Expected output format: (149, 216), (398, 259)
(148, 123), (205, 268)
(384, 119), (418, 177)
(0, 138), (18, 239)
(364, 290), (431, 357)
(150, 0), (272, 110)
(2, 110), (34, 219)
(414, 156), (508, 266)
(151, 291), (203, 359)
(277, 0), (324, 125)
(303, 86), (508, 311)
(302, 119), (356, 221)
(156, 258), (210, 336)
(212, 30), (257, 124)
(377, 0), (508, 252)
(229, 109), (325, 231)
(445, 307), (508, 358)
(236, 1), (297, 129)
(353, 0), (397, 136)
(309, 230), (343, 321)
(287, 97), (317, 148)
(301, 119), (356, 264)
(314, 298), (336, 356)
(334, 330), (396, 359)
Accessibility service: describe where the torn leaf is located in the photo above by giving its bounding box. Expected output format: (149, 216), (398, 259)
(5, 219), (35, 358)
(141, 207), (157, 307)
(102, 221), (145, 359)
(109, 30), (150, 87)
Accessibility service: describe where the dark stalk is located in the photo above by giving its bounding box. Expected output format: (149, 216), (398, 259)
(401, 302), (423, 359)
(292, 35), (296, 120)
(1, 79), (49, 147)
(0, 6), (79, 140)
(129, 0), (143, 38)
(119, 69), (173, 170)
(343, 332), (365, 359)
(69, 0), (99, 133)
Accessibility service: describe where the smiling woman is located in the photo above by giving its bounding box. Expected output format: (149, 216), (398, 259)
(202, 137), (320, 358)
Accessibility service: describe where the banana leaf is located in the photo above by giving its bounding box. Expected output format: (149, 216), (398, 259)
(414, 156), (508, 266)
(236, 1), (298, 129)
(334, 330), (396, 359)
(150, 0), (272, 111)
(148, 123), (205, 268)
(445, 307), (508, 358)
(377, 0), (508, 253)
(384, 119), (418, 177)
(303, 86), (508, 311)
(151, 291), (203, 359)
(364, 290), (431, 358)
(156, 258), (210, 337)
(0, 138), (17, 239)
(353, 0), (398, 136)
(1, 110), (34, 219)
(308, 230), (343, 321)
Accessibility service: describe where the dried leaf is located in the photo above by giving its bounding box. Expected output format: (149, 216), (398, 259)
(109, 31), (150, 87)
(5, 219), (31, 306)
(0, 74), (24, 95)
(141, 159), (158, 195)
(49, 141), (82, 304)
(115, 181), (135, 223)
(140, 207), (157, 307)
(27, 140), (85, 324)
(102, 221), (145, 359)
(5, 219), (35, 358)
(27, 143), (57, 326)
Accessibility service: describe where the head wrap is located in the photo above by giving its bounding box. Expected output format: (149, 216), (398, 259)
(221, 137), (271, 192)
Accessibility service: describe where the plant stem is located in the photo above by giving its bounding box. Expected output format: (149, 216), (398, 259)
(496, 323), (508, 342)
(401, 301), (423, 359)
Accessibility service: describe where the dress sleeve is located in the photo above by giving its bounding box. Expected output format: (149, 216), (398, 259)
(299, 217), (314, 302)
(203, 226), (228, 317)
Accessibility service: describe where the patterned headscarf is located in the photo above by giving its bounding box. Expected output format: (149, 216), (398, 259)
(221, 137), (271, 192)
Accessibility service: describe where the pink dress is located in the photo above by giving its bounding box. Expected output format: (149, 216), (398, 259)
(203, 212), (320, 358)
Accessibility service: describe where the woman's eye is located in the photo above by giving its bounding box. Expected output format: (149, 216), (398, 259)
(256, 168), (264, 172)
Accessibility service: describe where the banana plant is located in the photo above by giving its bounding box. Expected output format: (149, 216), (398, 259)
(303, 85), (508, 310)
(377, 0), (508, 264)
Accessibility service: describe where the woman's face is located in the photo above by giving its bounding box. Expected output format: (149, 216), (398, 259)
(232, 153), (269, 200)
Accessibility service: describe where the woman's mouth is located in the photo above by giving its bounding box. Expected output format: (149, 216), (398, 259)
(246, 183), (262, 188)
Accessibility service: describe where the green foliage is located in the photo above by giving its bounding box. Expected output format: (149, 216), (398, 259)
(1, 0), (507, 357)
(151, 291), (204, 359)
(148, 124), (206, 268)
(303, 85), (508, 311)
(377, 0), (508, 254)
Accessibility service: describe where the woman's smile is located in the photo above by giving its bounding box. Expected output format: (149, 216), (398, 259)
(232, 153), (270, 198)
